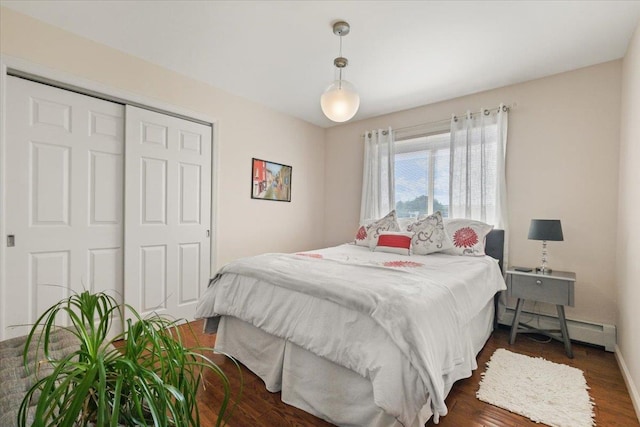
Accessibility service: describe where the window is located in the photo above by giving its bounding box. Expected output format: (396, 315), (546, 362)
(363, 108), (506, 230)
(394, 131), (450, 218)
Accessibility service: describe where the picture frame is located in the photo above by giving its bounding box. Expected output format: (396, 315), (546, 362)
(251, 158), (292, 202)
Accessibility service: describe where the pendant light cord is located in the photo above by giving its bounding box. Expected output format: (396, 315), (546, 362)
(338, 34), (343, 89)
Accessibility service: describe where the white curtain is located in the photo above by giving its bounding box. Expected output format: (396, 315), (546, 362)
(360, 127), (395, 224)
(449, 104), (508, 229)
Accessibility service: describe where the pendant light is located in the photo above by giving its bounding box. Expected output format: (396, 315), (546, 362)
(320, 21), (360, 123)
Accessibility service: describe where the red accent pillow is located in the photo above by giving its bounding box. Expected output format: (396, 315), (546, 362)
(373, 232), (413, 255)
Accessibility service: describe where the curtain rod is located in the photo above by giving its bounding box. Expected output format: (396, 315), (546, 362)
(394, 104), (510, 133)
(363, 104), (511, 137)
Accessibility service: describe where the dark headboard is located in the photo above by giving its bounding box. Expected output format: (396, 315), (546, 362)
(485, 229), (505, 272)
(486, 229), (505, 330)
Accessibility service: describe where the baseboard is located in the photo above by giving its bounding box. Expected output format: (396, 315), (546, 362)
(499, 308), (616, 352)
(615, 345), (640, 422)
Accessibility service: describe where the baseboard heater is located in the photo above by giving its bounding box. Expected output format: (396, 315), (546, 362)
(498, 308), (616, 352)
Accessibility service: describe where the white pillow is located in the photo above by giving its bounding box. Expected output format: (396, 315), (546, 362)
(354, 210), (401, 248)
(406, 211), (453, 255)
(372, 231), (413, 255)
(396, 217), (416, 232)
(442, 218), (494, 256)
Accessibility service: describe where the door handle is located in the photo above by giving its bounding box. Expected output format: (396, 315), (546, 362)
(7, 235), (15, 247)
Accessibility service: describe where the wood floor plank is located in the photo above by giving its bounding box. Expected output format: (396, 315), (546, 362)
(180, 320), (639, 426)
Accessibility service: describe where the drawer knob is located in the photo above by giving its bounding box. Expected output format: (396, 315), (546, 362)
(536, 280), (542, 285)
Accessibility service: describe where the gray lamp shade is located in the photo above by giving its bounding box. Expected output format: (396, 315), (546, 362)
(528, 219), (564, 241)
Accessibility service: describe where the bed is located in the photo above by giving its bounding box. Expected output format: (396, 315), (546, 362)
(195, 228), (505, 426)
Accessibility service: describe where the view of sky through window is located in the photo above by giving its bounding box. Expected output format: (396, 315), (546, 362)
(394, 133), (450, 218)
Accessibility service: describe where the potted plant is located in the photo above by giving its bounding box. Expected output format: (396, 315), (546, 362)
(18, 290), (237, 427)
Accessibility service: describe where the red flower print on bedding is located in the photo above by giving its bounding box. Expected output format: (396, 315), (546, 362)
(296, 253), (323, 259)
(383, 260), (424, 268)
(355, 226), (367, 241)
(452, 227), (478, 248)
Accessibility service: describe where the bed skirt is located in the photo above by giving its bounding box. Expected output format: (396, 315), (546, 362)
(208, 298), (495, 426)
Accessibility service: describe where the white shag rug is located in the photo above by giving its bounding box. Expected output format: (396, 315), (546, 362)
(476, 348), (595, 427)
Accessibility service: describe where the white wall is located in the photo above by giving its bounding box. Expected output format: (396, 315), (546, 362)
(617, 19), (640, 419)
(325, 61), (622, 327)
(0, 7), (326, 268)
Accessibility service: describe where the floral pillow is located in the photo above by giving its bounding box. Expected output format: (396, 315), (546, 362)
(442, 218), (494, 256)
(354, 210), (401, 248)
(372, 231), (413, 255)
(406, 211), (453, 255)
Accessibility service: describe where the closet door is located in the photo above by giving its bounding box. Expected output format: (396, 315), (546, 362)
(124, 106), (211, 320)
(3, 76), (124, 339)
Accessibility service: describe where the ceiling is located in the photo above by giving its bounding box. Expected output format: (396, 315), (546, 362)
(2, 1), (640, 128)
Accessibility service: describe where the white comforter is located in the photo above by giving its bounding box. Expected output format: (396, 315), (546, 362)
(195, 244), (506, 425)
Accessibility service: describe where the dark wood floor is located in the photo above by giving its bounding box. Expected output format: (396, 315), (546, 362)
(182, 320), (639, 427)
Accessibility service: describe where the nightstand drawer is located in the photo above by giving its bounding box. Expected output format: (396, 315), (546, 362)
(508, 274), (574, 306)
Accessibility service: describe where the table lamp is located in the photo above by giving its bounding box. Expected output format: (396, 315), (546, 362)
(528, 219), (563, 274)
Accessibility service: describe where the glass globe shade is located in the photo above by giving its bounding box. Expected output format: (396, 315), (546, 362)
(320, 80), (360, 122)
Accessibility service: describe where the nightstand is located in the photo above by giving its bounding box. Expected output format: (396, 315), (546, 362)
(506, 268), (576, 358)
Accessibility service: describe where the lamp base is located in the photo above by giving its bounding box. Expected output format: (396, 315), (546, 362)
(536, 267), (553, 274)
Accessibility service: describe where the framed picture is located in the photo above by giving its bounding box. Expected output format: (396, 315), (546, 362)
(251, 158), (292, 202)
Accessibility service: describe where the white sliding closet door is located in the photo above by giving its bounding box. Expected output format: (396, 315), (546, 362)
(3, 76), (124, 339)
(124, 106), (211, 320)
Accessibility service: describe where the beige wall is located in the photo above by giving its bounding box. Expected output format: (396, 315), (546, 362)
(0, 8), (630, 333)
(325, 61), (622, 326)
(0, 7), (326, 268)
(2, 5), (637, 412)
(617, 20), (640, 417)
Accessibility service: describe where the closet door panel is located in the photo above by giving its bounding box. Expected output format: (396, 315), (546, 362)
(178, 242), (200, 304)
(3, 77), (124, 339)
(179, 162), (201, 224)
(140, 157), (168, 224)
(30, 141), (71, 225)
(88, 247), (122, 295)
(124, 105), (211, 320)
(30, 250), (70, 323)
(90, 152), (121, 223)
(140, 245), (167, 312)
